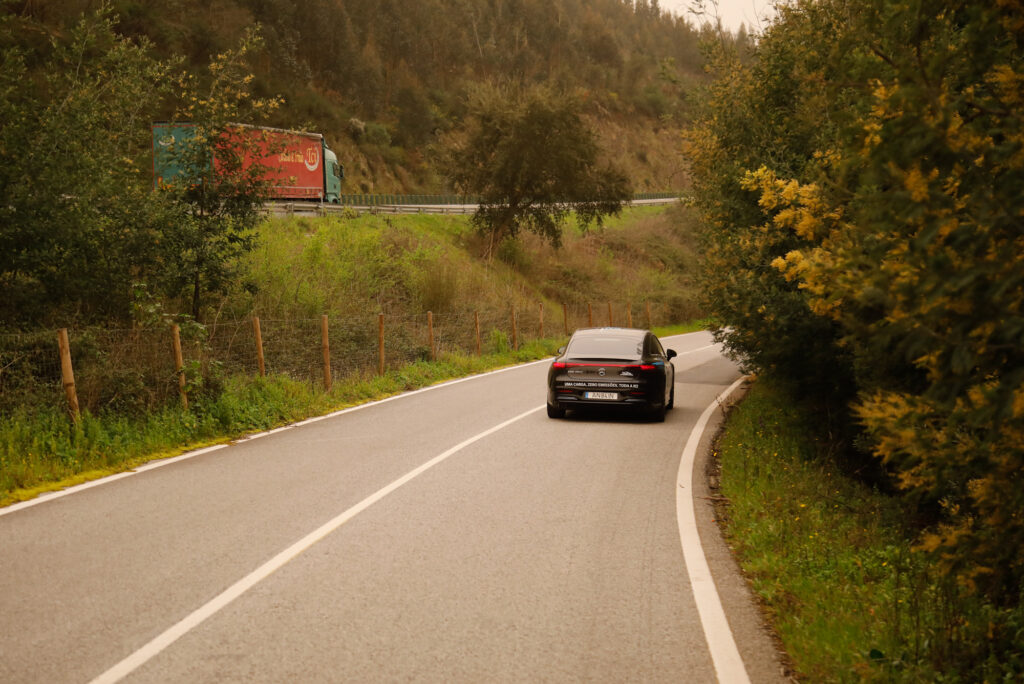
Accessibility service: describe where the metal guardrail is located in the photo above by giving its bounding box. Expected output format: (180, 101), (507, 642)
(266, 194), (681, 217)
(267, 203), (475, 217)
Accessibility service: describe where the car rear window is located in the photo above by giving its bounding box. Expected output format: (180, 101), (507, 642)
(565, 335), (643, 360)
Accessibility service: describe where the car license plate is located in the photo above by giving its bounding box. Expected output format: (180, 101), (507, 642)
(585, 391), (618, 400)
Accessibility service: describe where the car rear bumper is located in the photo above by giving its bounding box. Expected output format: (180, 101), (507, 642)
(548, 389), (662, 411)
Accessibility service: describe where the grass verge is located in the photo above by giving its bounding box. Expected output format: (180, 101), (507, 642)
(715, 378), (1024, 682)
(0, 339), (561, 507)
(652, 321), (709, 337)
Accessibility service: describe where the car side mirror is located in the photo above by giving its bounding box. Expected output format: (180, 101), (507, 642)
(558, 346), (566, 355)
(666, 349), (677, 359)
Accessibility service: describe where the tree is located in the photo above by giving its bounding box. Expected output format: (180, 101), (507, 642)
(447, 84), (631, 257)
(688, 0), (1024, 668)
(684, 1), (853, 402)
(0, 5), (175, 326)
(156, 27), (282, 322)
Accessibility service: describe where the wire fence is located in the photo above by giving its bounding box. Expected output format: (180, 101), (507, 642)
(0, 301), (663, 418)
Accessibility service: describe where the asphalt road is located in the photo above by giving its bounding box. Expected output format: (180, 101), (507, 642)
(0, 331), (786, 683)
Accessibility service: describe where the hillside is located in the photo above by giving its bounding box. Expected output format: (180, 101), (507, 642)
(8, 0), (711, 193)
(233, 204), (701, 323)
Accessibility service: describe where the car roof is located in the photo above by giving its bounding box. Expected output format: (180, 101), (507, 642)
(570, 327), (649, 338)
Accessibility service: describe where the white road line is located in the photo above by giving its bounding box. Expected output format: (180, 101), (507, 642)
(674, 343), (716, 356)
(676, 376), (750, 684)
(89, 404), (545, 684)
(0, 445), (229, 518)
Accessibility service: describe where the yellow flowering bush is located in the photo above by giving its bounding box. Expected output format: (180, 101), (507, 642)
(689, 0), (1024, 671)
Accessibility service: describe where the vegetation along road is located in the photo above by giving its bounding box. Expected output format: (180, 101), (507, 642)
(0, 332), (787, 683)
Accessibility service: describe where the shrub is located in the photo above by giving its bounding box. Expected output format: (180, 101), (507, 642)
(688, 0), (1024, 627)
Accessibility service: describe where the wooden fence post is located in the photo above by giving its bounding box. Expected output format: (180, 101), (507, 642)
(474, 311), (481, 356)
(645, 301), (652, 328)
(378, 313), (386, 376)
(538, 302), (544, 339)
(171, 324), (188, 410)
(563, 303), (569, 336)
(608, 301), (613, 326)
(427, 311), (436, 361)
(253, 316), (265, 377)
(511, 307), (519, 351)
(588, 303), (593, 327)
(57, 328), (80, 423)
(321, 314), (332, 392)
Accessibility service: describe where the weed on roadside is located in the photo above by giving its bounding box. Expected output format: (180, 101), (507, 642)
(715, 379), (1024, 682)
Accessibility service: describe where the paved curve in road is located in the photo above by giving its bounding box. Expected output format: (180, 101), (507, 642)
(0, 332), (786, 683)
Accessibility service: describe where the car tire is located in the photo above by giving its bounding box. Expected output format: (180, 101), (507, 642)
(652, 402), (667, 422)
(667, 385), (675, 410)
(547, 403), (565, 419)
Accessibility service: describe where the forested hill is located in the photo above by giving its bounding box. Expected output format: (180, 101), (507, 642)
(12, 0), (716, 193)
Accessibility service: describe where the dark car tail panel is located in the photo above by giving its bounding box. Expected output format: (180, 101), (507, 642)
(546, 327), (675, 419)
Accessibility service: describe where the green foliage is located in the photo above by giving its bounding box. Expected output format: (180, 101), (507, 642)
(689, 0), (1024, 646)
(487, 329), (511, 355)
(156, 27), (282, 321)
(362, 122), (392, 147)
(0, 5), (288, 327)
(415, 262), (459, 314)
(684, 1), (853, 401)
(0, 5), (176, 325)
(237, 214), (472, 319)
(447, 84), (632, 254)
(718, 378), (1024, 681)
(238, 207), (701, 325)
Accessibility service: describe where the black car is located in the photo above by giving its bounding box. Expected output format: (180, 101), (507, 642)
(546, 327), (677, 421)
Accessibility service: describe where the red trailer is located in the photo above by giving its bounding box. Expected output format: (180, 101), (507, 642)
(153, 123), (343, 202)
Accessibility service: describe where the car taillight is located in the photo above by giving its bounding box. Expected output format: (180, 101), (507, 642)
(552, 361), (567, 369)
(640, 364), (657, 371)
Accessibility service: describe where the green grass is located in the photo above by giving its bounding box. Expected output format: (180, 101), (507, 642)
(229, 205), (702, 324)
(652, 320), (710, 336)
(716, 378), (1024, 682)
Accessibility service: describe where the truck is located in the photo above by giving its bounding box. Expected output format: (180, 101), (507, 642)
(152, 122), (344, 203)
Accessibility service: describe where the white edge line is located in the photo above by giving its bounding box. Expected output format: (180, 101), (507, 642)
(0, 445), (230, 518)
(3, 331), (714, 517)
(673, 343), (715, 356)
(676, 376), (750, 684)
(89, 404), (544, 684)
